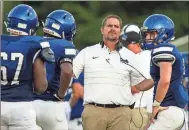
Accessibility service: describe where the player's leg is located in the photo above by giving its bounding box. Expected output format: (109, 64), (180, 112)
(63, 101), (72, 121)
(1, 121), (8, 130)
(68, 118), (83, 130)
(9, 123), (42, 130)
(7, 102), (40, 130)
(148, 106), (185, 130)
(1, 101), (9, 130)
(1, 124), (8, 130)
(34, 100), (57, 130)
(34, 100), (68, 130)
(54, 102), (68, 130)
(180, 110), (188, 130)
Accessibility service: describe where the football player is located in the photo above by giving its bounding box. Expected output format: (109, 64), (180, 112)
(1, 4), (55, 130)
(64, 72), (84, 130)
(181, 51), (189, 130)
(181, 52), (189, 89)
(33, 10), (77, 130)
(140, 14), (188, 130)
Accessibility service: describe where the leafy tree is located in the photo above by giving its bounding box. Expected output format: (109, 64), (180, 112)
(2, 1), (188, 50)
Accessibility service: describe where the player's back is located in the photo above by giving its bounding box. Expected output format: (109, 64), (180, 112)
(34, 38), (76, 101)
(1, 34), (43, 102)
(151, 42), (188, 108)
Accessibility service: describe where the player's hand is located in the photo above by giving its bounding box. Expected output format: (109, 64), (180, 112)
(145, 106), (169, 129)
(145, 106), (168, 130)
(152, 106), (168, 122)
(131, 86), (140, 94)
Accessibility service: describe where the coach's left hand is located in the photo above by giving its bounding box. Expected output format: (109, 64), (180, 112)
(131, 86), (140, 94)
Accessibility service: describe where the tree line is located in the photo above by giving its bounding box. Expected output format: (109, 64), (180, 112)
(3, 1), (189, 50)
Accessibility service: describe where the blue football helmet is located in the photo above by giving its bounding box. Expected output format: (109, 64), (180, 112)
(141, 14), (175, 50)
(5, 4), (39, 35)
(43, 10), (76, 41)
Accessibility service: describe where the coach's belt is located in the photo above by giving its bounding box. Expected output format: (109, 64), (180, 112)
(89, 103), (129, 108)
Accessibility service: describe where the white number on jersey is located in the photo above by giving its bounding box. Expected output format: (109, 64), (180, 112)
(1, 52), (24, 85)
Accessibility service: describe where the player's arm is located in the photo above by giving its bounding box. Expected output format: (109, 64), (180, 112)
(151, 46), (175, 103)
(33, 41), (55, 94)
(57, 62), (73, 98)
(155, 62), (172, 103)
(33, 57), (48, 94)
(70, 80), (84, 107)
(55, 47), (76, 99)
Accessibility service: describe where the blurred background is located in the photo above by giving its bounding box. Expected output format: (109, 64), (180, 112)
(1, 1), (189, 51)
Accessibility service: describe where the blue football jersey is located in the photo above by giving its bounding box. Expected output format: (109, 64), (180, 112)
(71, 72), (84, 120)
(181, 52), (189, 78)
(34, 38), (76, 101)
(1, 34), (47, 102)
(150, 43), (188, 108)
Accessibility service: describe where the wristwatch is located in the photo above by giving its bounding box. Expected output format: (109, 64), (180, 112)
(153, 100), (161, 107)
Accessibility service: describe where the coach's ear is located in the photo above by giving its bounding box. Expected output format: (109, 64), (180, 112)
(101, 27), (104, 35)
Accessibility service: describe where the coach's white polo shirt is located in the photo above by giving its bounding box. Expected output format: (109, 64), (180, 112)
(73, 43), (143, 105)
(131, 50), (154, 111)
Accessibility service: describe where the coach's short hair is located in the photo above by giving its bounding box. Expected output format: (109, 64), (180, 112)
(101, 14), (122, 28)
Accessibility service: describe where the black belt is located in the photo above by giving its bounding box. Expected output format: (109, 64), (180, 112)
(89, 102), (135, 109)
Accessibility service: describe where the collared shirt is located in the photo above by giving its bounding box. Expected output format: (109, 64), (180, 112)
(73, 43), (143, 105)
(131, 50), (154, 111)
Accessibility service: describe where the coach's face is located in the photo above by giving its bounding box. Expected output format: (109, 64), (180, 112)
(101, 18), (121, 42)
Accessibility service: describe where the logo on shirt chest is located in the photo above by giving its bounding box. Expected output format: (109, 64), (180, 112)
(92, 56), (99, 59)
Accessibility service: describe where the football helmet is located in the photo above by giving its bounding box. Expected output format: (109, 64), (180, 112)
(43, 10), (76, 41)
(5, 4), (39, 35)
(141, 14), (175, 49)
